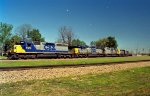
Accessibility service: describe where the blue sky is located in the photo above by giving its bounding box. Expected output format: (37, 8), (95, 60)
(0, 0), (150, 52)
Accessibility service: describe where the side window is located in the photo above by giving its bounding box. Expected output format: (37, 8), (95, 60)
(20, 42), (25, 45)
(27, 43), (31, 47)
(26, 43), (32, 49)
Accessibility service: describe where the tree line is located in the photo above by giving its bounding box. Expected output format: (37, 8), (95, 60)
(0, 22), (118, 55)
(0, 22), (45, 55)
(57, 26), (118, 54)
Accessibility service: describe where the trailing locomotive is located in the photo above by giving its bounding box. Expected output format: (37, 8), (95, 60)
(7, 40), (130, 59)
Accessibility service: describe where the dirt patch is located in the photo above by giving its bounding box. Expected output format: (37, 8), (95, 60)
(0, 61), (150, 84)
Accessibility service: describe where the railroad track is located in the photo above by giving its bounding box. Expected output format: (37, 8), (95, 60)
(0, 60), (150, 71)
(0, 59), (8, 60)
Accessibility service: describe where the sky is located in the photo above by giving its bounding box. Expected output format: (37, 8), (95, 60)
(0, 0), (150, 53)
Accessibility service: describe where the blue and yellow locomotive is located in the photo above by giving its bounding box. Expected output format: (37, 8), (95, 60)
(8, 40), (130, 59)
(8, 40), (69, 59)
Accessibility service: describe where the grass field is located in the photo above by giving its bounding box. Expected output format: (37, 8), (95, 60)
(0, 56), (7, 59)
(0, 66), (150, 96)
(0, 56), (150, 67)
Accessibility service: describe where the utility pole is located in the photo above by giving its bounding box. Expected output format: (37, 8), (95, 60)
(142, 48), (144, 55)
(149, 48), (150, 56)
(136, 48), (138, 56)
(136, 42), (139, 56)
(1, 43), (3, 56)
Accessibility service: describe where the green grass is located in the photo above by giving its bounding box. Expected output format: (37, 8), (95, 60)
(0, 66), (150, 96)
(0, 56), (7, 59)
(0, 56), (150, 67)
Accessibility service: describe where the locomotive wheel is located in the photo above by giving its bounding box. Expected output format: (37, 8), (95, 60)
(57, 54), (61, 59)
(8, 54), (18, 60)
(31, 55), (36, 59)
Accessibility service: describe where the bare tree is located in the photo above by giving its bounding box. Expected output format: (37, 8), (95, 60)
(59, 26), (67, 43)
(16, 24), (32, 40)
(66, 28), (74, 46)
(58, 26), (74, 46)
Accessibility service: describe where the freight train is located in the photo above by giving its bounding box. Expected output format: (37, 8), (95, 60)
(7, 40), (130, 59)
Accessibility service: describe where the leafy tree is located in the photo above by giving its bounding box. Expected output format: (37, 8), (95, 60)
(80, 40), (86, 46)
(0, 22), (13, 55)
(107, 36), (118, 49)
(96, 38), (108, 54)
(16, 24), (32, 40)
(72, 39), (86, 46)
(28, 29), (45, 42)
(40, 37), (45, 42)
(90, 41), (96, 46)
(16, 24), (45, 42)
(5, 35), (21, 51)
(72, 39), (80, 46)
(96, 36), (118, 54)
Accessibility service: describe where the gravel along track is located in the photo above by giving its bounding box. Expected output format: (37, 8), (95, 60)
(0, 61), (150, 84)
